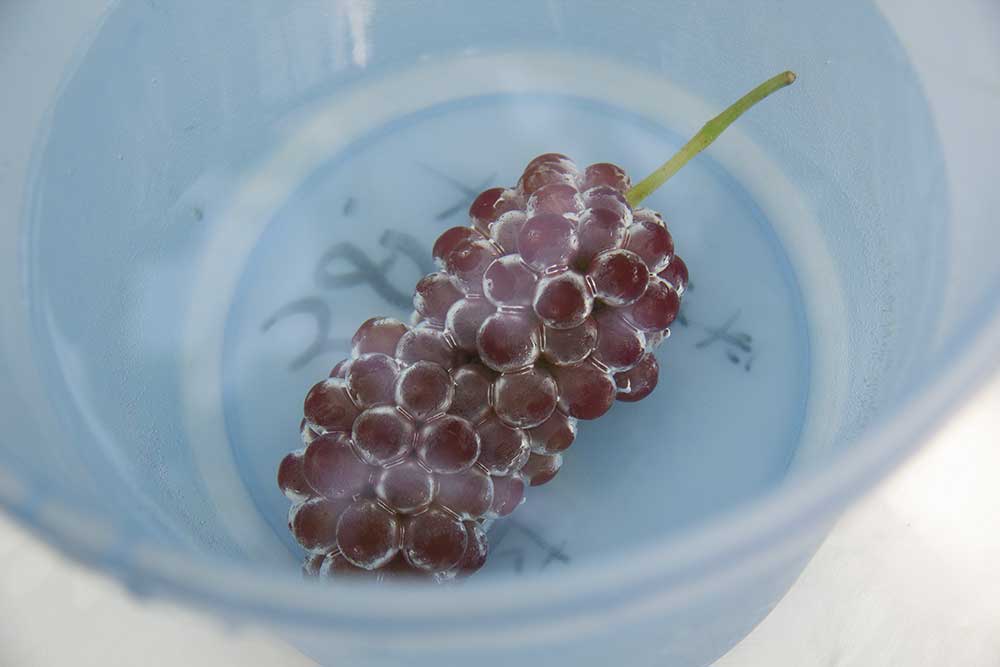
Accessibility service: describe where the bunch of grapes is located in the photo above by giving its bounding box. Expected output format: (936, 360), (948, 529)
(278, 154), (687, 582)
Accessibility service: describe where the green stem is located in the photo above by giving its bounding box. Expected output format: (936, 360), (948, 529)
(625, 70), (797, 208)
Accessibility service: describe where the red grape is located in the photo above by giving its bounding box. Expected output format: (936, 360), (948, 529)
(318, 551), (363, 579)
(379, 553), (433, 583)
(632, 207), (663, 226)
(292, 497), (350, 554)
(476, 415), (530, 475)
(278, 449), (312, 501)
(469, 187), (524, 234)
(416, 414), (480, 473)
(526, 410), (577, 454)
(493, 367), (558, 428)
(336, 499), (400, 569)
(433, 226), (480, 268)
(483, 255), (538, 308)
(624, 219), (673, 273)
(413, 272), (463, 323)
(614, 353), (660, 402)
(346, 353), (399, 407)
(402, 507), (468, 572)
(583, 163), (631, 192)
(526, 183), (583, 219)
(582, 185), (632, 223)
(303, 378), (360, 434)
(519, 154), (580, 195)
(489, 473), (526, 517)
(444, 297), (494, 352)
(435, 466), (494, 519)
(329, 359), (352, 379)
(374, 459), (436, 514)
(455, 522), (489, 576)
(489, 210), (527, 254)
(533, 270), (593, 329)
(303, 432), (372, 499)
(521, 452), (563, 486)
(625, 278), (680, 332)
(658, 255), (689, 295)
(395, 361), (454, 420)
(395, 325), (458, 369)
(588, 249), (649, 306)
(448, 363), (495, 424)
(576, 207), (628, 268)
(517, 213), (579, 271)
(553, 361), (617, 420)
(352, 406), (415, 465)
(592, 309), (646, 371)
(541, 318), (598, 366)
(476, 312), (540, 372)
(352, 317), (408, 357)
(445, 238), (500, 294)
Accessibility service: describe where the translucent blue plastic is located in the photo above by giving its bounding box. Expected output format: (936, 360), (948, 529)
(2, 2), (998, 666)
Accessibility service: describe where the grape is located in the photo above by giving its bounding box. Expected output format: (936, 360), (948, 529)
(448, 363), (495, 424)
(593, 309), (647, 371)
(583, 163), (631, 193)
(588, 249), (649, 306)
(645, 327), (672, 349)
(292, 497), (350, 554)
(329, 359), (352, 378)
(318, 551), (363, 579)
(489, 473), (526, 517)
(657, 255), (689, 295)
(517, 213), (579, 271)
(433, 226), (480, 268)
(375, 459), (436, 514)
(519, 154), (579, 195)
(493, 367), (558, 429)
(625, 278), (680, 332)
(435, 466), (494, 519)
(445, 238), (500, 294)
(533, 270), (593, 329)
(526, 183), (583, 219)
(614, 353), (660, 403)
(416, 414), (480, 473)
(304, 432), (373, 498)
(352, 406), (416, 465)
(346, 353), (399, 407)
(553, 361), (617, 420)
(402, 507), (468, 572)
(477, 312), (540, 372)
(624, 219), (673, 273)
(489, 210), (527, 254)
(632, 207), (663, 226)
(379, 554), (433, 582)
(483, 255), (538, 308)
(476, 415), (530, 475)
(302, 553), (325, 577)
(581, 186), (632, 224)
(526, 410), (577, 454)
(521, 452), (563, 486)
(444, 297), (494, 353)
(336, 499), (401, 569)
(414, 272), (464, 323)
(469, 187), (524, 234)
(395, 325), (458, 369)
(303, 378), (360, 434)
(278, 449), (312, 501)
(541, 318), (598, 366)
(575, 207), (628, 268)
(455, 522), (489, 576)
(395, 361), (454, 420)
(352, 317), (408, 357)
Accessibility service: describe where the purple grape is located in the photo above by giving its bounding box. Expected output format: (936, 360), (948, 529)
(444, 297), (495, 353)
(583, 163), (631, 193)
(435, 466), (494, 519)
(374, 459), (436, 514)
(521, 452), (563, 486)
(395, 325), (458, 369)
(455, 522), (489, 576)
(303, 432), (372, 499)
(352, 317), (409, 357)
(483, 255), (538, 308)
(588, 249), (649, 306)
(489, 210), (527, 254)
(433, 226), (480, 268)
(336, 499), (401, 570)
(346, 353), (399, 407)
(624, 219), (673, 273)
(526, 410), (577, 454)
(526, 182), (583, 219)
(446, 237), (501, 294)
(477, 312), (540, 372)
(493, 368), (558, 429)
(476, 415), (530, 476)
(292, 497), (350, 554)
(517, 213), (579, 271)
(592, 309), (647, 371)
(277, 449), (312, 502)
(403, 507), (468, 572)
(489, 474), (526, 517)
(303, 378), (360, 434)
(352, 406), (415, 465)
(533, 270), (593, 329)
(541, 318), (599, 366)
(553, 361), (617, 420)
(614, 353), (660, 403)
(448, 363), (495, 424)
(658, 255), (689, 295)
(576, 207), (628, 268)
(395, 361), (454, 420)
(625, 278), (680, 332)
(469, 187), (524, 234)
(416, 414), (480, 474)
(414, 272), (463, 324)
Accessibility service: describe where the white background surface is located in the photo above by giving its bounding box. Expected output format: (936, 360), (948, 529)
(2, 372), (999, 667)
